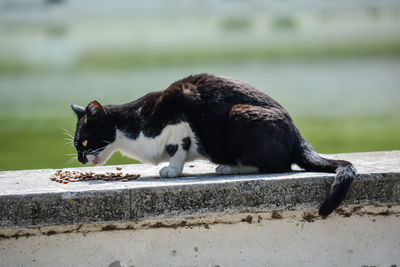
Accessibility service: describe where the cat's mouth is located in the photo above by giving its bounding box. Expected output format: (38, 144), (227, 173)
(86, 154), (99, 165)
(83, 146), (113, 166)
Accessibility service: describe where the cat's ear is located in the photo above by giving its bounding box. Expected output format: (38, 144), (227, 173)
(71, 104), (86, 119)
(86, 100), (105, 120)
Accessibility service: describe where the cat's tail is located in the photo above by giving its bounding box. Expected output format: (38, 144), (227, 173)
(293, 134), (356, 217)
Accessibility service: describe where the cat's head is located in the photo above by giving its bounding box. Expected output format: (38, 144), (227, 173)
(71, 101), (116, 165)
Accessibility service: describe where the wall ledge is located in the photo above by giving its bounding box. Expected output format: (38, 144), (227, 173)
(1, 151), (399, 230)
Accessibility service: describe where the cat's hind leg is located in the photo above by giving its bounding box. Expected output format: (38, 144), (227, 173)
(159, 144), (187, 178)
(216, 164), (259, 175)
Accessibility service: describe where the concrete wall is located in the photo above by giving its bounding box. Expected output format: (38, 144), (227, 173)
(1, 207), (400, 267)
(1, 151), (400, 266)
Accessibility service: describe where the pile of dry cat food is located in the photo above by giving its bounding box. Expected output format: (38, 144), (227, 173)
(50, 167), (140, 184)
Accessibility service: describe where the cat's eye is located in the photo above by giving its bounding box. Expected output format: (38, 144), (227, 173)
(82, 140), (88, 147)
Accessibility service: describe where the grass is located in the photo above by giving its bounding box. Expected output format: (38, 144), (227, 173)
(221, 17), (252, 31)
(272, 16), (297, 31)
(77, 41), (400, 70)
(294, 116), (400, 154)
(0, 58), (50, 74)
(1, 40), (400, 74)
(0, 115), (399, 171)
(0, 58), (31, 74)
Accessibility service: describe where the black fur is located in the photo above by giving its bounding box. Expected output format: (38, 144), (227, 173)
(166, 144), (178, 157)
(182, 137), (191, 151)
(72, 101), (116, 164)
(293, 133), (356, 216)
(71, 73), (356, 216)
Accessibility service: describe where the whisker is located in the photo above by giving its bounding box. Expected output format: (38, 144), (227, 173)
(60, 128), (75, 140)
(65, 156), (78, 167)
(64, 138), (75, 147)
(87, 143), (110, 155)
(91, 147), (105, 153)
(61, 131), (74, 139)
(61, 128), (76, 149)
(88, 147), (106, 155)
(60, 127), (73, 134)
(61, 131), (74, 137)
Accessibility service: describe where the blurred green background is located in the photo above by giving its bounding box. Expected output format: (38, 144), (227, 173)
(1, 0), (400, 170)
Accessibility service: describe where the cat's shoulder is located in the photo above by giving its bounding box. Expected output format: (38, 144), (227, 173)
(150, 73), (209, 106)
(161, 73), (214, 96)
(169, 73), (244, 91)
(156, 73), (244, 103)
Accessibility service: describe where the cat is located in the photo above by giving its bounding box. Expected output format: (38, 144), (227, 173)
(71, 73), (356, 216)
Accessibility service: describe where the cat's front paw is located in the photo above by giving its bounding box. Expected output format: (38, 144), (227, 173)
(159, 166), (181, 178)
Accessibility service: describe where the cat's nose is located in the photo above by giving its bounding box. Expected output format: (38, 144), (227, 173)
(77, 151), (88, 164)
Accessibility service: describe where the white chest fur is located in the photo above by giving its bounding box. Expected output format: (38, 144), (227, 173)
(114, 122), (200, 165)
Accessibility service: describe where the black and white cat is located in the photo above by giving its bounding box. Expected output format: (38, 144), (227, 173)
(71, 73), (355, 216)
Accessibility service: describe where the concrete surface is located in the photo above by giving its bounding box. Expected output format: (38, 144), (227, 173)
(1, 151), (400, 229)
(0, 151), (400, 266)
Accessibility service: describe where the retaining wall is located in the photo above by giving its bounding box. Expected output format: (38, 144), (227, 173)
(1, 151), (399, 266)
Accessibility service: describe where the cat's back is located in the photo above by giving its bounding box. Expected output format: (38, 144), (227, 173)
(148, 73), (290, 129)
(169, 73), (283, 109)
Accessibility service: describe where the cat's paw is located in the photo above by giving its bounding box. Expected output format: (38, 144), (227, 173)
(215, 165), (233, 175)
(159, 166), (181, 178)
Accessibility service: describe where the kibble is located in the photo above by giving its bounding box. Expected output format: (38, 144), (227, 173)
(50, 169), (140, 183)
